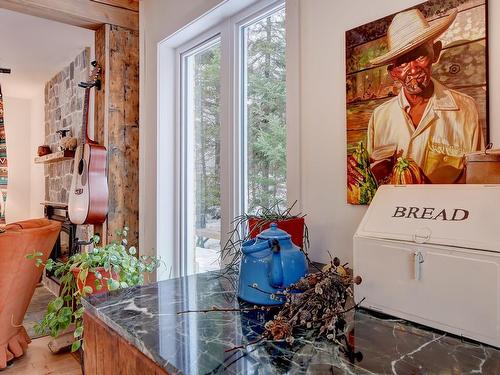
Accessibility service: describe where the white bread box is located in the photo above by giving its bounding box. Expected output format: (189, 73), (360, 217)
(354, 184), (500, 348)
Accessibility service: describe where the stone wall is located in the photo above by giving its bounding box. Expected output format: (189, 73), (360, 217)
(44, 48), (90, 203)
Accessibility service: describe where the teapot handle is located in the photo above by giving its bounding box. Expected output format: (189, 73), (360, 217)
(269, 239), (284, 287)
(241, 238), (270, 255)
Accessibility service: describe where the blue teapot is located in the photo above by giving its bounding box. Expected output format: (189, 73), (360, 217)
(238, 223), (308, 305)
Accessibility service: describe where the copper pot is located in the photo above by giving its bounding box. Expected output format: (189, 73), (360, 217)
(37, 145), (51, 156)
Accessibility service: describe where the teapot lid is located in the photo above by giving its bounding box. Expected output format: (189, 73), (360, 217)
(257, 223), (291, 240)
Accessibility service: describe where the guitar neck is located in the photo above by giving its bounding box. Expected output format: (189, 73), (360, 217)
(81, 87), (94, 145)
(79, 62), (101, 146)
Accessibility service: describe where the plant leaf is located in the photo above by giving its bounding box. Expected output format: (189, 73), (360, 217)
(74, 326), (84, 338)
(71, 340), (81, 352)
(79, 268), (89, 282)
(74, 307), (85, 319)
(51, 297), (64, 312)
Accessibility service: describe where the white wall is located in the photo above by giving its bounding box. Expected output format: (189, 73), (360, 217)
(29, 86), (45, 218)
(2, 87), (45, 223)
(141, 0), (500, 265)
(3, 96), (32, 223)
(140, 0), (224, 258)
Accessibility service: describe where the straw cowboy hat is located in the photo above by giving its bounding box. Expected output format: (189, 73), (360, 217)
(370, 8), (458, 66)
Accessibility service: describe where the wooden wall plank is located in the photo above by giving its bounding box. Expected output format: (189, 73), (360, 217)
(94, 24), (139, 249)
(347, 40), (486, 103)
(93, 25), (108, 243)
(91, 0), (138, 12)
(345, 0), (484, 49)
(433, 40), (486, 87)
(94, 26), (107, 147)
(347, 130), (367, 154)
(107, 25), (139, 247)
(346, 98), (392, 131)
(346, 66), (394, 103)
(435, 5), (486, 48)
(346, 38), (388, 76)
(0, 0), (138, 30)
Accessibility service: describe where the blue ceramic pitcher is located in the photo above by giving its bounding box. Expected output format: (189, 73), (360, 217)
(238, 223), (308, 305)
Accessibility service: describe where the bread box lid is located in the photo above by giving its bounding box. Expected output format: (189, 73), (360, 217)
(355, 185), (500, 252)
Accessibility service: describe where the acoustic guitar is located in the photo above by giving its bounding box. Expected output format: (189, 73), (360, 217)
(68, 61), (108, 225)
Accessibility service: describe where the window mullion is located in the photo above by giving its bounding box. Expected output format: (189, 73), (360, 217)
(219, 21), (233, 266)
(240, 22), (249, 218)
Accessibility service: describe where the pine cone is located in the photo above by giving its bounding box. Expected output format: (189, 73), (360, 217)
(265, 317), (292, 340)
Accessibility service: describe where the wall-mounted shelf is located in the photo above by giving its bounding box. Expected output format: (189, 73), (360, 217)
(40, 201), (68, 208)
(34, 150), (75, 164)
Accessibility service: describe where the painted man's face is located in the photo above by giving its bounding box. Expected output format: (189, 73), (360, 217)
(388, 42), (441, 96)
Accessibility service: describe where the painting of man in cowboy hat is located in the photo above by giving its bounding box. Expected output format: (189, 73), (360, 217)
(346, 0), (487, 204)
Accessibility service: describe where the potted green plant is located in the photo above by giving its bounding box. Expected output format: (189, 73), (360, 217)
(27, 227), (162, 352)
(220, 200), (310, 273)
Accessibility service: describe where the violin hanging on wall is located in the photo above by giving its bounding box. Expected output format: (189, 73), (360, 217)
(68, 61), (108, 225)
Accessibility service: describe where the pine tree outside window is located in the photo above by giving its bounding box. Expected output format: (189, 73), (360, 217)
(242, 7), (287, 215)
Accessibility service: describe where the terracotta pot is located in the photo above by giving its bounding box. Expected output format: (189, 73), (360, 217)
(248, 217), (305, 249)
(71, 267), (117, 295)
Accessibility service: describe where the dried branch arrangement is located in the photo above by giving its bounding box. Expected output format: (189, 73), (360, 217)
(258, 258), (363, 347)
(179, 255), (363, 354)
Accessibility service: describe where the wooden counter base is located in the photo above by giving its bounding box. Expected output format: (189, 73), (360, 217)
(83, 312), (168, 375)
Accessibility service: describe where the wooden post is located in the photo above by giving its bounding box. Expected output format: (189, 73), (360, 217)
(94, 24), (139, 248)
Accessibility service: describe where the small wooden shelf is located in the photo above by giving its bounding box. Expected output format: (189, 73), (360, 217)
(34, 150), (75, 164)
(41, 201), (68, 208)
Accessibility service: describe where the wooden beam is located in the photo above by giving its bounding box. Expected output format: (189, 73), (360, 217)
(90, 0), (138, 12)
(0, 0), (138, 30)
(94, 24), (139, 249)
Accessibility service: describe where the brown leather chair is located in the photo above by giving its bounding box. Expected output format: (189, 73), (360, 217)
(0, 218), (61, 369)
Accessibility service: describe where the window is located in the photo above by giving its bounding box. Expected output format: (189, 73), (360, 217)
(177, 1), (286, 276)
(242, 7), (287, 214)
(180, 38), (222, 275)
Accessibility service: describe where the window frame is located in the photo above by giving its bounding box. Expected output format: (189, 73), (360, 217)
(172, 0), (290, 277)
(178, 34), (223, 276)
(176, 26), (226, 277)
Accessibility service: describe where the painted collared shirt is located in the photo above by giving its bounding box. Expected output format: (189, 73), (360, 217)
(367, 78), (484, 183)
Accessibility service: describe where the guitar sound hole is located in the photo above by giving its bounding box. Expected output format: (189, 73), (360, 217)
(78, 159), (84, 175)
